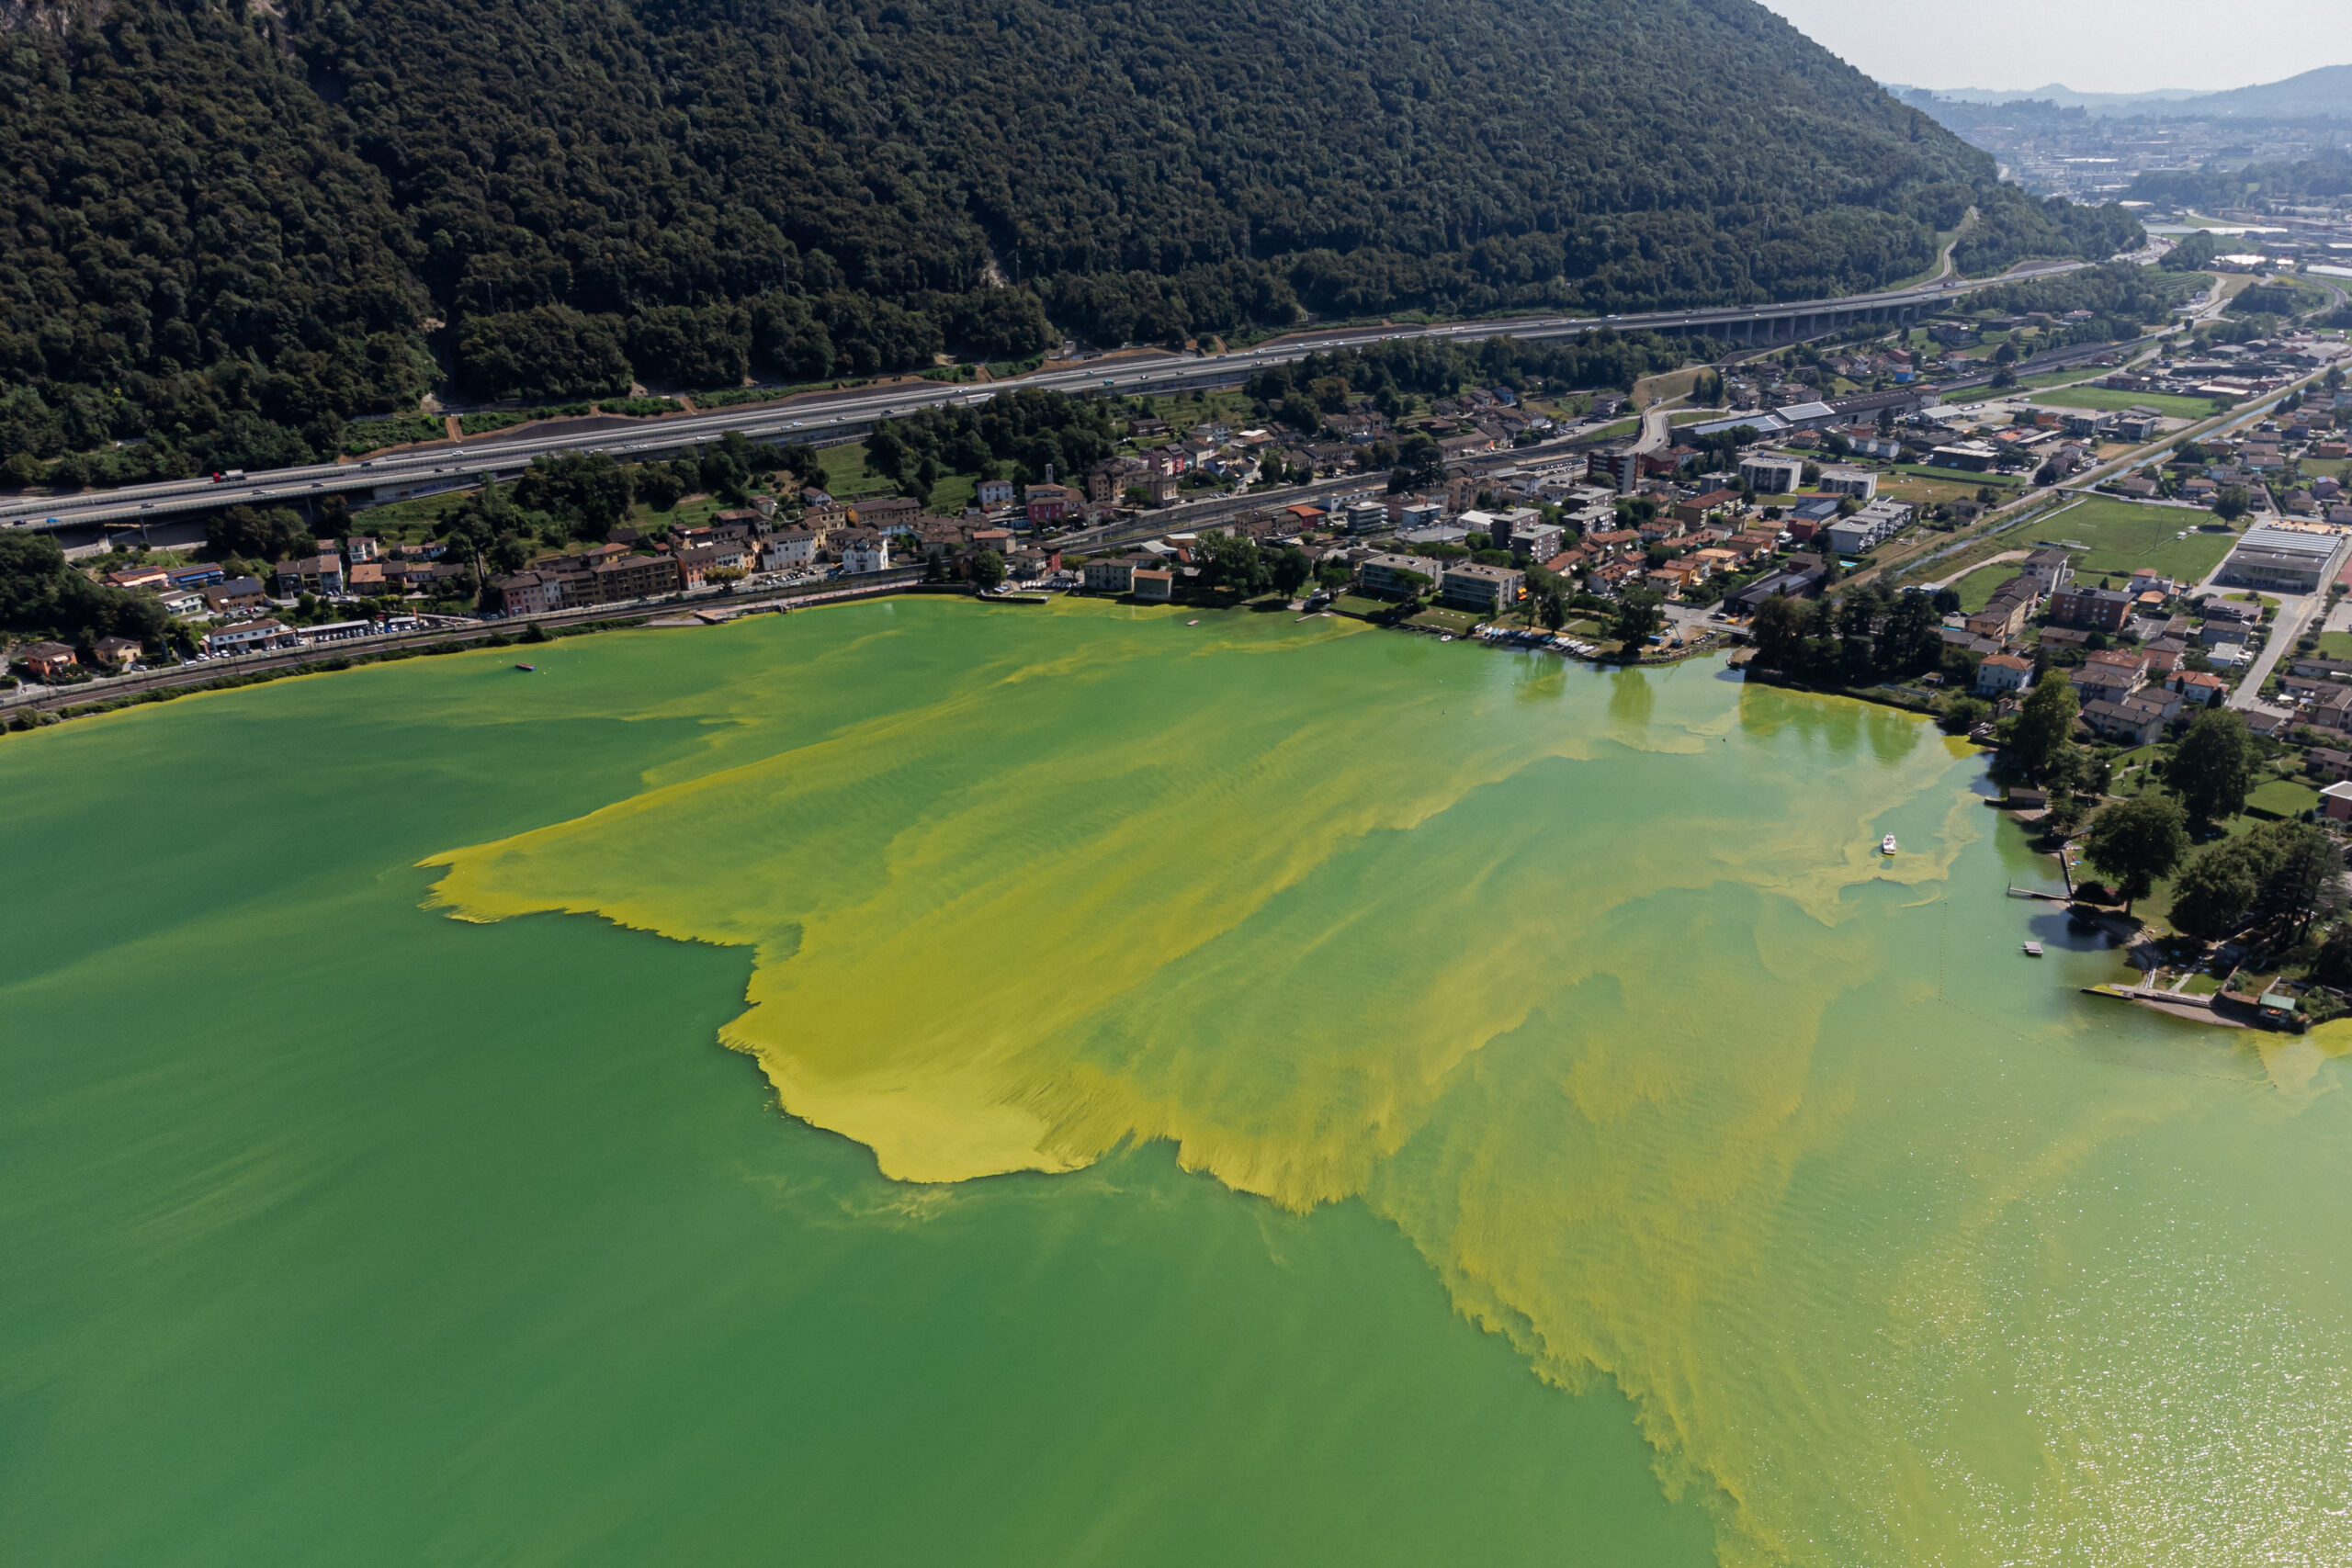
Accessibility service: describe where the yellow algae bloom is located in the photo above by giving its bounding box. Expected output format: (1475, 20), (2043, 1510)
(425, 602), (2352, 1568)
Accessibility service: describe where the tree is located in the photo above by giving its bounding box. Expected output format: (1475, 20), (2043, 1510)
(633, 465), (686, 512)
(514, 452), (634, 538)
(971, 549), (1007, 588)
(1194, 531), (1271, 596)
(1940, 695), (1987, 734)
(2169, 844), (2260, 942)
(1523, 562), (1569, 630)
(1270, 546), (1312, 597)
(1749, 592), (1812, 671)
(2083, 795), (2188, 914)
(2259, 821), (2340, 939)
(866, 422), (909, 482)
(2213, 486), (2251, 523)
(2312, 923), (2352, 987)
(1611, 588), (1665, 650)
(2007, 671), (2080, 781)
(2169, 707), (2254, 826)
(206, 505), (314, 563)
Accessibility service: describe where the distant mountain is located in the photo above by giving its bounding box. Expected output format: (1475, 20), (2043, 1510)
(0, 0), (2141, 477)
(1895, 63), (2352, 120)
(2179, 63), (2352, 119)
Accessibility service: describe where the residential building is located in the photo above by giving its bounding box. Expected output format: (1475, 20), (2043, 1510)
(103, 564), (172, 592)
(1504, 522), (1564, 563)
(1975, 653), (2034, 695)
(2020, 548), (2075, 595)
(2070, 661), (2144, 704)
(1737, 453), (1804, 494)
(1674, 489), (1743, 527)
(272, 554), (346, 596)
(91, 635), (142, 669)
(201, 618), (299, 656)
(17, 640), (76, 679)
(840, 531), (891, 574)
(1023, 483), (1080, 526)
(1358, 552), (1436, 599)
(1439, 561), (1524, 615)
(564, 552), (684, 605)
(1965, 578), (2036, 641)
(2047, 583), (2133, 633)
(1080, 555), (1144, 594)
(846, 495), (921, 535)
(2080, 696), (2170, 745)
(202, 577), (268, 615)
(1131, 567), (1174, 602)
(761, 527), (820, 572)
(492, 572), (562, 615)
(1815, 468), (1877, 501)
(2323, 782), (2352, 822)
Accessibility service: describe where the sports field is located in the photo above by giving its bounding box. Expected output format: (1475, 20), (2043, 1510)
(2027, 387), (2229, 420)
(2024, 498), (2240, 585)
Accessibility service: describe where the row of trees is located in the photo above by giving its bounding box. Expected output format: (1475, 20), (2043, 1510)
(1747, 585), (1945, 688)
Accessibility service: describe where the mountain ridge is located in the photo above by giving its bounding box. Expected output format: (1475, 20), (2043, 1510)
(0, 0), (2138, 476)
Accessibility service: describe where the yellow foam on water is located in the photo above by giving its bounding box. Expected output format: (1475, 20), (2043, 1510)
(424, 603), (2352, 1567)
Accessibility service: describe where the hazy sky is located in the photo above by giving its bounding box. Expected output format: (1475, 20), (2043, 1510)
(1754, 0), (2351, 95)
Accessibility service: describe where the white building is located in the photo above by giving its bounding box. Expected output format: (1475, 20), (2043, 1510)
(760, 527), (819, 572)
(1439, 561), (1524, 615)
(1738, 453), (1804, 494)
(1815, 468), (1877, 501)
(1821, 499), (1914, 557)
(840, 530), (890, 574)
(977, 478), (1018, 508)
(1975, 653), (2034, 695)
(200, 618), (299, 657)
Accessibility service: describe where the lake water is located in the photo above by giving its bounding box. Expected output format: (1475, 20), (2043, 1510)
(7, 597), (2349, 1565)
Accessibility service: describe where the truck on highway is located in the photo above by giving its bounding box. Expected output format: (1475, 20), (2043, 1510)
(209, 469), (246, 483)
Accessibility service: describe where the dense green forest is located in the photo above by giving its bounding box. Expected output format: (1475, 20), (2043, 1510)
(0, 0), (2139, 478)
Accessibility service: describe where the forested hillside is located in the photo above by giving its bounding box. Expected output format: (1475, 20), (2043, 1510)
(0, 0), (2140, 477)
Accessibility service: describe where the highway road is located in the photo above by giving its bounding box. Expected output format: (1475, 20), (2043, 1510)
(4, 257), (2096, 540)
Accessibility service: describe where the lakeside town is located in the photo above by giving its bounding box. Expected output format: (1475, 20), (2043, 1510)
(10, 260), (2352, 1025)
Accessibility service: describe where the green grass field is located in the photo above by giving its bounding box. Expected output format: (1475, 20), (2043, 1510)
(2029, 499), (2239, 584)
(1953, 561), (2029, 613)
(1878, 471), (1993, 508)
(1893, 464), (2020, 489)
(2027, 387), (2231, 420)
(2247, 778), (2321, 819)
(1407, 606), (1482, 633)
(2309, 630), (2352, 661)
